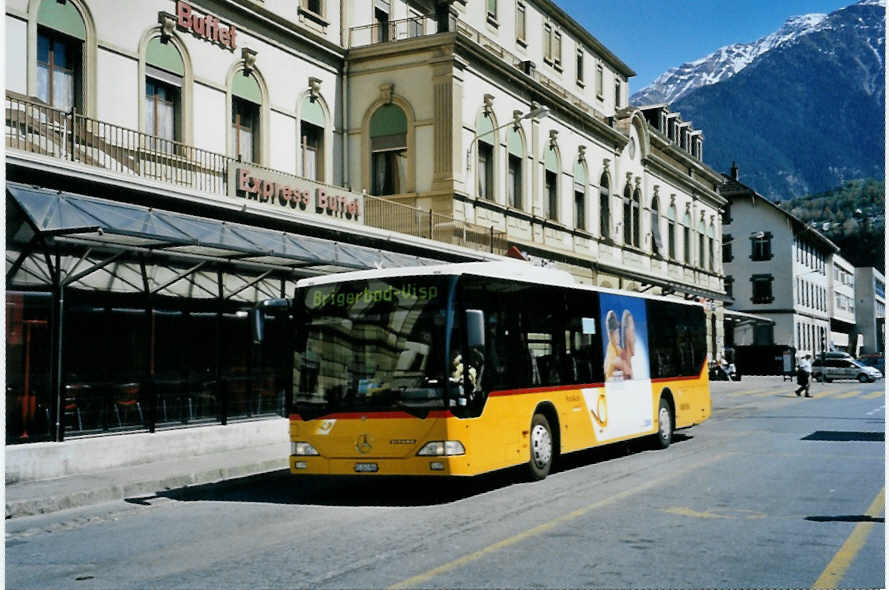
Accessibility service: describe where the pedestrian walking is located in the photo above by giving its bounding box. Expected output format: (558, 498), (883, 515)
(795, 354), (813, 397)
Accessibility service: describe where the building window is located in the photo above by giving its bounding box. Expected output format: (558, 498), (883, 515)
(374, 6), (390, 42)
(300, 121), (323, 181)
(301, 0), (324, 16)
(595, 64), (604, 97)
(615, 80), (621, 108)
(666, 204), (677, 260)
(722, 234), (732, 263)
(576, 49), (584, 85)
(683, 213), (691, 265)
(750, 232), (773, 261)
(478, 141), (494, 200)
(699, 231), (706, 269)
(725, 276), (734, 298)
(487, 0), (498, 20)
(508, 153), (522, 209)
(545, 170), (557, 221)
(370, 103), (408, 196)
(145, 78), (179, 144)
(751, 274), (774, 304)
(722, 203), (732, 225)
(599, 174), (610, 241)
(231, 96), (258, 162)
(543, 24), (553, 61)
(144, 37), (185, 146)
(37, 29), (81, 111)
(623, 185), (632, 245)
(631, 188), (641, 248)
(651, 196), (663, 256)
(553, 31), (562, 68)
(708, 235), (715, 272)
(575, 190), (585, 230)
(515, 2), (526, 44)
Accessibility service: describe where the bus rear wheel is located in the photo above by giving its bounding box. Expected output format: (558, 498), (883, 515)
(653, 397), (673, 449)
(528, 413), (553, 480)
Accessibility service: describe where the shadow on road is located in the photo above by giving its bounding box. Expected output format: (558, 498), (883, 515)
(126, 434), (693, 508)
(805, 515), (885, 523)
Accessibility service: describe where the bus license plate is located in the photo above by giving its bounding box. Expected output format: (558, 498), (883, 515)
(354, 463), (379, 473)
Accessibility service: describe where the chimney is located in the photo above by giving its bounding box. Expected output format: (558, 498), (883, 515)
(730, 161), (739, 181)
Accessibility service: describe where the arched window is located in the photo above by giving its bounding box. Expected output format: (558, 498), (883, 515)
(36, 0), (86, 110)
(144, 37), (184, 146)
(666, 202), (677, 260)
(573, 158), (587, 230)
(231, 72), (262, 162)
(682, 210), (692, 265)
(623, 184), (632, 245)
(544, 146), (559, 221)
(476, 113), (496, 200)
(300, 95), (326, 181)
(507, 128), (523, 209)
(632, 187), (641, 247)
(651, 195), (662, 256)
(370, 104), (408, 196)
(599, 173), (610, 241)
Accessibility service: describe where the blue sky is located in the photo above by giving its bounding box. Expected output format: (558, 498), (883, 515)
(556, 0), (854, 91)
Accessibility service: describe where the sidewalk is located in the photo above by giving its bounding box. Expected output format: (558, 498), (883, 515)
(5, 420), (290, 519)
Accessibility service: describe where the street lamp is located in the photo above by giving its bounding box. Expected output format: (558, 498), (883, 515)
(465, 105), (550, 170)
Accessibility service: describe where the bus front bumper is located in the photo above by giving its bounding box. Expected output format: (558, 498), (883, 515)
(290, 455), (470, 476)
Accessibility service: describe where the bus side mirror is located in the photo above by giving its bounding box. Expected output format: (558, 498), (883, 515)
(251, 298), (291, 344)
(466, 309), (485, 349)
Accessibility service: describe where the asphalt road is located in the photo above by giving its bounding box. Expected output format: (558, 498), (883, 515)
(6, 377), (885, 589)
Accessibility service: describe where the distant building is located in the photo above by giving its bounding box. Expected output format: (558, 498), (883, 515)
(853, 267), (885, 355)
(828, 255), (856, 352)
(720, 163), (838, 354)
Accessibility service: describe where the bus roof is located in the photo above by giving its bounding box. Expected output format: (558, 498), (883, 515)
(297, 261), (576, 288)
(297, 261), (706, 309)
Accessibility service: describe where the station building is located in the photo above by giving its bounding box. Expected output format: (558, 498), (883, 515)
(5, 0), (728, 445)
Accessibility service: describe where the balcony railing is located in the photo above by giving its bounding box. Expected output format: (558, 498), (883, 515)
(349, 16), (432, 48)
(5, 92), (507, 256)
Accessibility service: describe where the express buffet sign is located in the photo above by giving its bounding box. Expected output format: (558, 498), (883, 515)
(229, 165), (364, 223)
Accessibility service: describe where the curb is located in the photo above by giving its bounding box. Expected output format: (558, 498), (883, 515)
(5, 458), (288, 519)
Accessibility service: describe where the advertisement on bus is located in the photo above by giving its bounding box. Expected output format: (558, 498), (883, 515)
(582, 293), (654, 441)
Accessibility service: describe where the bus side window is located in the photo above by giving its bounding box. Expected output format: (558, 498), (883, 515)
(563, 290), (603, 385)
(647, 300), (678, 378)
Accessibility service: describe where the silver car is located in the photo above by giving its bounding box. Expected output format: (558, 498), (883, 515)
(812, 358), (883, 383)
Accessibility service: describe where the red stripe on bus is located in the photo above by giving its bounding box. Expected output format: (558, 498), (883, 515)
(289, 410), (453, 421)
(489, 382), (606, 397)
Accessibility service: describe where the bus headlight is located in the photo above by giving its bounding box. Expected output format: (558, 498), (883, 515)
(291, 442), (320, 456)
(417, 441), (465, 456)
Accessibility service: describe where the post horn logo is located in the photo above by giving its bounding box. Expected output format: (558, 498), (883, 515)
(355, 433), (374, 454)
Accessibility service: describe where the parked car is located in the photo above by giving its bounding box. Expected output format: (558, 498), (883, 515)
(812, 358), (883, 383)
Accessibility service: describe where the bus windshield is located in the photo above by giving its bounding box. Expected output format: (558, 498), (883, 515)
(294, 276), (455, 419)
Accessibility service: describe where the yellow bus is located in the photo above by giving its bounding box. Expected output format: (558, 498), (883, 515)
(281, 262), (710, 480)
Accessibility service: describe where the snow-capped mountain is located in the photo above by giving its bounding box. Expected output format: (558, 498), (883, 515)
(633, 0), (885, 200)
(630, 1), (878, 106)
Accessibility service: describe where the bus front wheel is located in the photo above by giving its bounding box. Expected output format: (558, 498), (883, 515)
(528, 413), (553, 480)
(653, 397), (673, 449)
